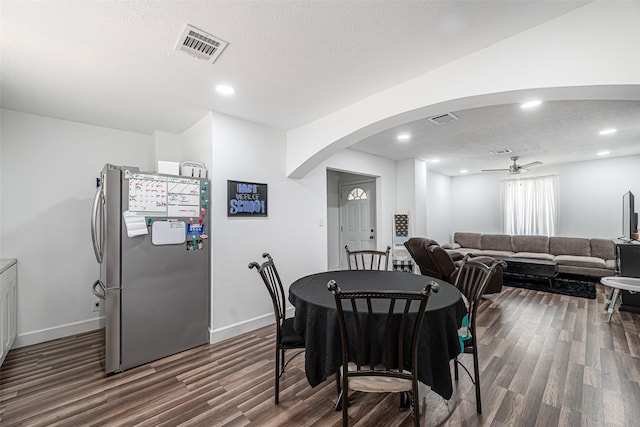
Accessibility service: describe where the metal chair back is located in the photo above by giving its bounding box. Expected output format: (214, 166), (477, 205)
(345, 245), (391, 270)
(328, 279), (439, 426)
(452, 255), (505, 414)
(249, 253), (304, 404)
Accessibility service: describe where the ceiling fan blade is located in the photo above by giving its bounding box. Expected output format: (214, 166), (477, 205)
(481, 168), (510, 172)
(519, 161), (542, 169)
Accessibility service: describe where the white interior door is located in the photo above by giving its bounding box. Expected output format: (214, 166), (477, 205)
(340, 181), (375, 268)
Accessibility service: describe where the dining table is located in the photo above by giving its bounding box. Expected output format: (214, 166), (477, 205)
(288, 269), (467, 400)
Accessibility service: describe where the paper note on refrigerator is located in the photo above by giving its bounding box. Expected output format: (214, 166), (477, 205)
(151, 220), (186, 245)
(123, 211), (148, 237)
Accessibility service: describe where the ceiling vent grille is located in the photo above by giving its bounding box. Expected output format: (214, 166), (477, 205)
(490, 148), (513, 155)
(176, 24), (228, 63)
(427, 112), (458, 125)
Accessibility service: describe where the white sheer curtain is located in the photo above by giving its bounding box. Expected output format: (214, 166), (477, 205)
(501, 175), (559, 236)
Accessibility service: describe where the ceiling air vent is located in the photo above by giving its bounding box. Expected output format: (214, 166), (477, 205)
(489, 148), (513, 155)
(427, 112), (458, 125)
(175, 24), (228, 63)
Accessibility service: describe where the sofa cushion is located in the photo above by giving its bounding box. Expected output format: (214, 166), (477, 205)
(477, 250), (514, 258)
(481, 234), (513, 251)
(511, 235), (549, 254)
(550, 237), (591, 256)
(454, 232), (482, 249)
(554, 255), (606, 269)
(605, 259), (616, 270)
(591, 238), (615, 260)
(510, 252), (556, 261)
(455, 248), (483, 256)
(441, 243), (461, 250)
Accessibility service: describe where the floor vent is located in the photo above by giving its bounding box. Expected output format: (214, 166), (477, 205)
(175, 24), (228, 63)
(427, 112), (458, 125)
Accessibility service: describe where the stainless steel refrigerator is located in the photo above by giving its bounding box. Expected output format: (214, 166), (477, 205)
(91, 164), (210, 374)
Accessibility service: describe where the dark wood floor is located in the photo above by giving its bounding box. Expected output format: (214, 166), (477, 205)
(1, 283), (639, 426)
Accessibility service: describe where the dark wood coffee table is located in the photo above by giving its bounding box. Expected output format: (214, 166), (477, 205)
(502, 257), (558, 286)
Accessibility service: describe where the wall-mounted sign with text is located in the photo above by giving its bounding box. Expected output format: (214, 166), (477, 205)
(227, 180), (268, 217)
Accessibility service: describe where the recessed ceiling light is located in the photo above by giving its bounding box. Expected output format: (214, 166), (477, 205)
(397, 133), (411, 142)
(520, 100), (542, 109)
(460, 169), (468, 174)
(215, 84), (235, 96)
(430, 159), (440, 164)
(597, 150), (611, 156)
(599, 128), (617, 135)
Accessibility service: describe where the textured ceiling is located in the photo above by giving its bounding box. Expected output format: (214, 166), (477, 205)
(349, 99), (640, 176)
(2, 1), (638, 176)
(1, 0), (589, 134)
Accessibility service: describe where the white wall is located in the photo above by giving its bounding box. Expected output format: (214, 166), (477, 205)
(326, 170), (341, 270)
(153, 130), (181, 170)
(395, 159), (428, 238)
(0, 110), (4, 255)
(0, 108), (400, 348)
(414, 160), (427, 237)
(450, 172), (503, 237)
(540, 156), (640, 238)
(0, 109), (154, 346)
(181, 112), (213, 172)
(426, 170), (452, 244)
(209, 113), (326, 342)
(449, 155), (640, 239)
(208, 116), (397, 342)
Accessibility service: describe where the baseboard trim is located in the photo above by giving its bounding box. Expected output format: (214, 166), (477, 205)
(13, 308), (295, 349)
(209, 307), (294, 344)
(13, 316), (105, 349)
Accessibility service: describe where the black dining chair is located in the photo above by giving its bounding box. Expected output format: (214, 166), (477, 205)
(327, 279), (439, 427)
(345, 245), (391, 270)
(451, 255), (506, 414)
(248, 253), (305, 404)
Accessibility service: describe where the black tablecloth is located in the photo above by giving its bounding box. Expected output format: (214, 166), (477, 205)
(289, 270), (466, 400)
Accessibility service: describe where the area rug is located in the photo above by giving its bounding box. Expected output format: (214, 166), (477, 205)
(503, 273), (597, 299)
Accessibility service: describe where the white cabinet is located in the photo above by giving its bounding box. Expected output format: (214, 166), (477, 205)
(1, 259), (17, 367)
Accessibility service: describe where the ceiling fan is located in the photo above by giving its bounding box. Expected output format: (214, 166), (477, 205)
(481, 156), (543, 174)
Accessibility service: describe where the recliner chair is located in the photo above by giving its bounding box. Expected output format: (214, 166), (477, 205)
(403, 238), (441, 277)
(404, 237), (504, 294)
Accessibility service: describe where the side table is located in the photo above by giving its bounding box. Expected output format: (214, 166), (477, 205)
(600, 276), (640, 322)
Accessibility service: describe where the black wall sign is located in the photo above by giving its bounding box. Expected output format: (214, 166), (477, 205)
(227, 180), (268, 217)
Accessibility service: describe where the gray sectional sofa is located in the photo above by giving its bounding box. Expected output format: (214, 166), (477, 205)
(444, 232), (615, 278)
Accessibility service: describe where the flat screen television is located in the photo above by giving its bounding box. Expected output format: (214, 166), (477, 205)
(622, 191), (638, 240)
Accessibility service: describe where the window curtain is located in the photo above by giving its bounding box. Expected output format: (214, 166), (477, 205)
(501, 175), (558, 236)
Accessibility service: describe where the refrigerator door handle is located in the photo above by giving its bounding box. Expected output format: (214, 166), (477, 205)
(91, 178), (104, 263)
(91, 279), (120, 299)
(91, 279), (106, 299)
